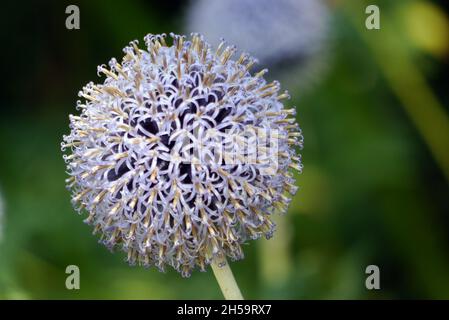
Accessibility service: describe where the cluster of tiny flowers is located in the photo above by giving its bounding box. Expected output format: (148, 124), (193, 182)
(62, 33), (303, 276)
(186, 0), (330, 89)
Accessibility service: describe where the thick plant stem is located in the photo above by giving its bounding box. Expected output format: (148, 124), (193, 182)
(211, 256), (244, 300)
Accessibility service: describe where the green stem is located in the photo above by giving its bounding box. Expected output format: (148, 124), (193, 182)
(211, 256), (244, 300)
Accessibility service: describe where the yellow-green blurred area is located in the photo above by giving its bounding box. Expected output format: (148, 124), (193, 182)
(1, 0), (449, 299)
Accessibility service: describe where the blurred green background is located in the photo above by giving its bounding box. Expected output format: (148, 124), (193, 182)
(1, 0), (449, 299)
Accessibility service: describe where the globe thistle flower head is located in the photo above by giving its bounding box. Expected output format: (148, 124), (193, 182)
(186, 0), (331, 90)
(62, 33), (303, 277)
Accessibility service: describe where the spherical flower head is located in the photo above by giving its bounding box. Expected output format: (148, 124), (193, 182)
(62, 33), (303, 277)
(186, 0), (331, 89)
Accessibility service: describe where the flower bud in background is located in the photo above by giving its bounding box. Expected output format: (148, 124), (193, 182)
(62, 33), (302, 277)
(185, 0), (331, 91)
(399, 0), (449, 58)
